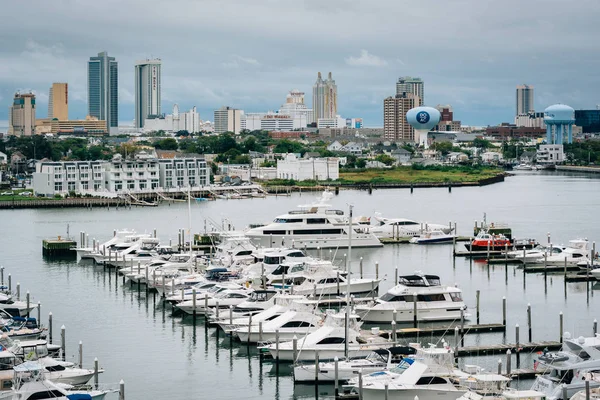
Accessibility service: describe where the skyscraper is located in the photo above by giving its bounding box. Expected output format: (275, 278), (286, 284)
(48, 83), (68, 120)
(8, 92), (36, 136)
(214, 106), (243, 134)
(516, 84), (534, 116)
(312, 72), (337, 121)
(396, 76), (424, 105)
(134, 59), (162, 128)
(383, 93), (419, 141)
(88, 51), (118, 133)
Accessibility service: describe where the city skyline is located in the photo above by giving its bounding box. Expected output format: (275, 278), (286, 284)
(0, 0), (598, 128)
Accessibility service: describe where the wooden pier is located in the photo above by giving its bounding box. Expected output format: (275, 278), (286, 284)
(370, 323), (506, 339)
(457, 340), (562, 356)
(381, 236), (472, 245)
(42, 238), (77, 256)
(565, 274), (599, 282)
(523, 265), (582, 273)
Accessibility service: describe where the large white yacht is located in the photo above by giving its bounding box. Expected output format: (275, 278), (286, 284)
(369, 214), (453, 239)
(355, 273), (467, 323)
(245, 191), (382, 249)
(532, 239), (590, 265)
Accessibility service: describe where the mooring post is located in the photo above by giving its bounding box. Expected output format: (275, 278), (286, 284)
(502, 297), (507, 327)
(37, 302), (40, 324)
(395, 267), (398, 286)
(460, 307), (465, 347)
(391, 320), (397, 344)
(26, 291), (30, 317)
(61, 325), (66, 361)
(119, 379), (125, 400)
(315, 351), (319, 383)
(487, 241), (490, 264)
(358, 371), (363, 400)
(8, 274), (11, 293)
(337, 271), (340, 296)
(275, 330), (280, 362)
(413, 292), (418, 328)
(559, 311), (564, 343)
(506, 350), (512, 376)
(586, 379), (591, 400)
(375, 262), (379, 280)
(527, 304), (532, 342)
(476, 290), (480, 325)
(360, 257), (363, 279)
(259, 321), (263, 343)
(334, 356), (339, 397)
(562, 384), (568, 400)
(594, 319), (598, 336)
(94, 358), (99, 388)
(497, 359), (502, 375)
(79, 341), (83, 368)
(454, 327), (459, 364)
(48, 312), (53, 342)
(292, 336), (298, 364)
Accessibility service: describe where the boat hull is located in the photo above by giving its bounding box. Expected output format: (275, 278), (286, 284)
(246, 234), (382, 249)
(362, 387), (467, 400)
(294, 363), (386, 382)
(355, 306), (466, 323)
(268, 346), (374, 362)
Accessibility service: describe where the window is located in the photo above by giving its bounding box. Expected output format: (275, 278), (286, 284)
(177, 177), (184, 186)
(417, 294), (446, 302)
(114, 173), (120, 178)
(416, 377), (449, 385)
(82, 182), (89, 190)
(307, 218), (327, 224)
(281, 321), (315, 328)
(380, 293), (405, 302)
(54, 182), (63, 191)
(127, 181), (135, 189)
(316, 337), (345, 345)
(449, 292), (462, 302)
(127, 172), (133, 177)
(138, 172), (144, 177)
(94, 183), (102, 190)
(263, 230), (285, 235)
(68, 182), (75, 191)
(274, 218), (303, 223)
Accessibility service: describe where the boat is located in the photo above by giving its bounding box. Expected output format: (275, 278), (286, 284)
(75, 229), (136, 260)
(464, 231), (512, 252)
(355, 273), (468, 323)
(293, 346), (417, 383)
(507, 244), (567, 263)
(175, 288), (251, 315)
(38, 356), (102, 386)
(531, 333), (600, 400)
(0, 294), (37, 318)
(514, 163), (535, 170)
(409, 230), (456, 244)
(455, 368), (545, 400)
(532, 239), (591, 266)
(570, 387), (600, 400)
(259, 311), (388, 362)
(370, 214), (453, 239)
(245, 191), (382, 249)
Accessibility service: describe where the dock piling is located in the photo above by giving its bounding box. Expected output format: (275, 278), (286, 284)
(497, 359), (502, 375)
(413, 292), (418, 328)
(229, 305), (234, 327)
(315, 352), (319, 383)
(559, 311), (564, 343)
(527, 304), (532, 342)
(375, 262), (379, 280)
(26, 291), (30, 317)
(334, 357), (339, 397)
(1, 266), (3, 285)
(215, 301), (220, 319)
(203, 293), (208, 321)
(259, 321), (263, 343)
(476, 290), (480, 324)
(360, 257), (363, 279)
(16, 283), (20, 301)
(79, 341), (83, 368)
(506, 350), (511, 376)
(502, 297), (507, 327)
(275, 330), (280, 362)
(60, 325), (66, 361)
(8, 274), (11, 293)
(37, 302), (40, 323)
(120, 379), (125, 400)
(395, 267), (398, 286)
(454, 327), (459, 360)
(358, 371), (363, 400)
(460, 308), (465, 346)
(594, 319), (597, 336)
(391, 320), (397, 343)
(292, 336), (298, 364)
(337, 271), (340, 296)
(94, 358), (99, 388)
(48, 312), (53, 342)
(562, 385), (568, 400)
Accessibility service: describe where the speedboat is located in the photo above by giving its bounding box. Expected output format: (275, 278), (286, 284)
(293, 346), (417, 383)
(38, 357), (102, 386)
(90, 233), (153, 264)
(75, 229), (136, 260)
(464, 231), (512, 251)
(206, 289), (279, 322)
(245, 191), (382, 249)
(0, 294), (37, 318)
(290, 264), (380, 297)
(370, 214), (453, 239)
(175, 288), (251, 315)
(532, 239), (591, 266)
(514, 163), (535, 170)
(355, 273), (467, 323)
(507, 244), (567, 263)
(410, 230), (456, 244)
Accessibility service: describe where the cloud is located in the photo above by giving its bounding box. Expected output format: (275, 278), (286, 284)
(222, 55), (261, 68)
(345, 50), (388, 67)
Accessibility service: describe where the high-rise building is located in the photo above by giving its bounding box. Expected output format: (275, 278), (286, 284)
(134, 59), (162, 128)
(48, 83), (68, 120)
(516, 84), (534, 116)
(214, 106), (243, 134)
(8, 92), (36, 136)
(88, 51), (118, 133)
(279, 90), (314, 125)
(312, 72), (337, 121)
(396, 77), (424, 105)
(383, 93), (419, 141)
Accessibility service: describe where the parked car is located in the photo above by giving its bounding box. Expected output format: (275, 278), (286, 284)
(0, 192), (13, 196)
(19, 191), (32, 197)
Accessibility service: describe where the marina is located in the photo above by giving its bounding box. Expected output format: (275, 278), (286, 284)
(2, 171), (600, 399)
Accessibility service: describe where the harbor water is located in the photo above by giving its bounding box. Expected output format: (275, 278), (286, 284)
(2, 170), (600, 399)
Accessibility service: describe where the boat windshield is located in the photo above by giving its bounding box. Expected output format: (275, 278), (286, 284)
(273, 218), (303, 223)
(264, 256), (283, 265)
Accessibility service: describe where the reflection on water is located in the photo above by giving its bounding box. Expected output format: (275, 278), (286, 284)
(0, 172), (598, 398)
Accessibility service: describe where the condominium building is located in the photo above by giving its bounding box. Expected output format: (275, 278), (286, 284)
(32, 153), (210, 196)
(312, 72), (337, 121)
(214, 106), (243, 134)
(383, 93), (419, 141)
(396, 77), (424, 106)
(516, 84), (534, 116)
(88, 51), (118, 133)
(48, 83), (68, 120)
(144, 104), (200, 133)
(134, 59), (162, 128)
(8, 92), (36, 136)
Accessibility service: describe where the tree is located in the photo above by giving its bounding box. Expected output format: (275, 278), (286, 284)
(473, 138), (492, 149)
(375, 154), (395, 166)
(431, 141), (453, 156)
(273, 140), (306, 154)
(356, 158), (367, 168)
(154, 138), (178, 150)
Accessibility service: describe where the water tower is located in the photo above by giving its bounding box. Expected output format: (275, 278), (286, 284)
(406, 106), (441, 147)
(544, 104), (575, 144)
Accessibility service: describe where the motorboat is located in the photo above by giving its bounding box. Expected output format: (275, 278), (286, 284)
(507, 244), (567, 263)
(289, 263), (380, 297)
(6, 361), (112, 399)
(0, 294), (37, 318)
(175, 288), (251, 315)
(464, 231), (512, 252)
(90, 233), (153, 264)
(164, 281), (223, 305)
(260, 311), (388, 362)
(514, 163), (538, 171)
(235, 300), (323, 344)
(570, 387), (600, 400)
(107, 237), (161, 268)
(209, 235), (258, 267)
(531, 333), (600, 399)
(75, 228), (136, 260)
(532, 239), (591, 266)
(293, 346), (417, 383)
(238, 248), (309, 283)
(245, 191), (382, 249)
(355, 273), (467, 323)
(454, 368), (546, 400)
(409, 230), (456, 244)
(207, 289), (279, 322)
(370, 214), (453, 239)
(38, 357), (102, 386)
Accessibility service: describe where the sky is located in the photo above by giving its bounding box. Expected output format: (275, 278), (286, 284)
(1, 0), (599, 128)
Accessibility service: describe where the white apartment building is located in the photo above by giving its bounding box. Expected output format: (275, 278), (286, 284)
(242, 112), (307, 131)
(279, 90), (314, 125)
(33, 153), (210, 196)
(537, 144), (565, 165)
(276, 153), (339, 181)
(144, 104), (201, 133)
(317, 116), (346, 129)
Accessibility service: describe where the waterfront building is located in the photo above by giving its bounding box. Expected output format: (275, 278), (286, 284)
(144, 104), (200, 133)
(276, 153), (339, 181)
(537, 144), (565, 165)
(8, 92), (36, 136)
(396, 77), (424, 105)
(516, 84), (534, 116)
(35, 116), (107, 135)
(214, 106), (243, 134)
(383, 93), (418, 141)
(574, 109), (600, 133)
(312, 72), (337, 121)
(32, 152), (210, 196)
(134, 59), (162, 128)
(279, 90), (314, 125)
(48, 83), (68, 120)
(88, 51), (118, 133)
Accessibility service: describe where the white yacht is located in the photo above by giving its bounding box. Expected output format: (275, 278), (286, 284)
(370, 214), (453, 239)
(175, 288), (251, 315)
(0, 294), (37, 318)
(38, 357), (102, 386)
(75, 229), (135, 260)
(409, 230), (456, 244)
(531, 333), (600, 399)
(90, 233), (153, 264)
(355, 273), (467, 323)
(507, 244), (567, 263)
(245, 191), (382, 249)
(532, 239), (590, 265)
(290, 261), (380, 297)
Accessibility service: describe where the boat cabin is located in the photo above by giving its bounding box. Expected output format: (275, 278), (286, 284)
(397, 274), (441, 287)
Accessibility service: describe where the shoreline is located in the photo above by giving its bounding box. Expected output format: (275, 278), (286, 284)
(0, 173), (506, 209)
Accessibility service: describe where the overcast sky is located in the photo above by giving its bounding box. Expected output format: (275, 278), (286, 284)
(1, 0), (598, 127)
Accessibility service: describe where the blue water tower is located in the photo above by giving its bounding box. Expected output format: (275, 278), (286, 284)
(544, 104), (575, 144)
(406, 107), (441, 147)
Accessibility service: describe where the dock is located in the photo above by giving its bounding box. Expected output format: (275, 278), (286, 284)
(42, 238), (77, 256)
(368, 323), (506, 339)
(565, 274), (599, 282)
(457, 340), (562, 356)
(453, 249), (505, 258)
(381, 236), (472, 245)
(523, 265), (582, 273)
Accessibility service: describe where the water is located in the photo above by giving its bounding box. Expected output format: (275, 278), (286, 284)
(1, 170), (600, 398)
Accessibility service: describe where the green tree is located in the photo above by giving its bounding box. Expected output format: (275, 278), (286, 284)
(473, 138), (492, 149)
(154, 138), (178, 150)
(431, 141), (453, 155)
(375, 154), (395, 166)
(356, 158), (367, 168)
(273, 140), (306, 155)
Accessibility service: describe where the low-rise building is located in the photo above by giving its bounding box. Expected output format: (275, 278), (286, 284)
(32, 152), (210, 196)
(481, 151), (503, 164)
(537, 144), (564, 165)
(36, 116), (108, 135)
(390, 148), (412, 164)
(276, 153), (339, 181)
(486, 124), (546, 140)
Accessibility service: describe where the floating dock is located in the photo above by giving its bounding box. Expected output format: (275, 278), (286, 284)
(42, 238), (77, 257)
(457, 341), (562, 356)
(381, 236), (472, 245)
(369, 323), (506, 339)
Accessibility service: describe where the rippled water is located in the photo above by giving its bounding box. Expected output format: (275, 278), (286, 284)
(1, 170), (599, 399)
